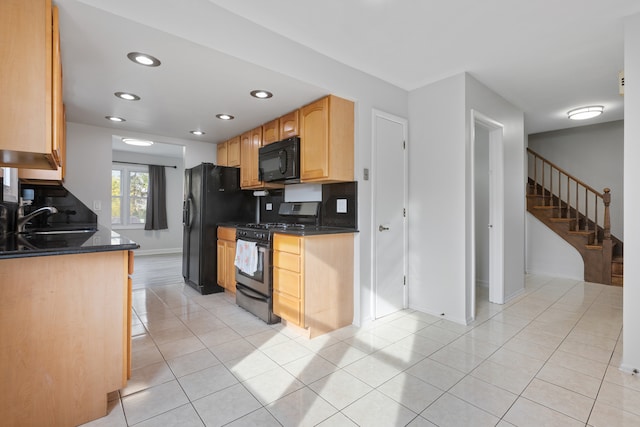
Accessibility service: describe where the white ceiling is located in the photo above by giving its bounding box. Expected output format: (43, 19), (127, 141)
(57, 0), (640, 153)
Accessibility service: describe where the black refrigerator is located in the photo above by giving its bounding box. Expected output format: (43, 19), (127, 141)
(182, 163), (255, 294)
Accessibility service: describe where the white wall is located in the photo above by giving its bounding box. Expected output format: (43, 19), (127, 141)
(408, 74), (467, 323)
(407, 73), (525, 324)
(65, 122), (216, 249)
(466, 74), (525, 316)
(528, 120), (624, 239)
(526, 213), (584, 280)
(622, 12), (640, 374)
(112, 150), (184, 255)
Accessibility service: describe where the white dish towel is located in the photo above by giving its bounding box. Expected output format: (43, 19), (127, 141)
(234, 239), (258, 275)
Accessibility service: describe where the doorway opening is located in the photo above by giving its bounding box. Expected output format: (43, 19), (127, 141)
(470, 110), (505, 321)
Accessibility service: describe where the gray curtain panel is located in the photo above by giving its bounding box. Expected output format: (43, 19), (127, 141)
(145, 165), (168, 230)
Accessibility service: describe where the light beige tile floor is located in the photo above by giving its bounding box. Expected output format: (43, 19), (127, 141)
(81, 254), (636, 426)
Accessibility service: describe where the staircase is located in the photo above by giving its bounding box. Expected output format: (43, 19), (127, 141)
(527, 148), (623, 286)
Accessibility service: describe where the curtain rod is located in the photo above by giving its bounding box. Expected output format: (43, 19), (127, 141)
(114, 161), (177, 169)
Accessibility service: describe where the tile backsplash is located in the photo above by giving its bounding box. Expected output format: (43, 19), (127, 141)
(258, 182), (357, 229)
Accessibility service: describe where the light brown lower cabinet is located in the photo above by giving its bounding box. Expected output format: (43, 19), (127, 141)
(217, 226), (237, 293)
(0, 250), (132, 427)
(273, 233), (354, 338)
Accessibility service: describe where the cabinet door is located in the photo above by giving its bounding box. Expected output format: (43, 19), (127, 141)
(240, 131), (252, 188)
(227, 136), (241, 167)
(279, 110), (299, 139)
(249, 127), (263, 186)
(217, 142), (228, 166)
(51, 5), (62, 167)
(300, 97), (330, 181)
(217, 240), (226, 288)
(0, 0), (56, 169)
(262, 119), (280, 145)
(225, 241), (237, 293)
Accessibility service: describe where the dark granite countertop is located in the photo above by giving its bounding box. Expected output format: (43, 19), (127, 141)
(273, 226), (358, 236)
(0, 226), (139, 259)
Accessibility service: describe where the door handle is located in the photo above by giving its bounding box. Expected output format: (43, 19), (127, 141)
(379, 225), (389, 232)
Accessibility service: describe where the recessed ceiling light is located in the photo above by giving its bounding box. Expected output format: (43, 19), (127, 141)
(250, 90), (273, 99)
(122, 138), (154, 147)
(216, 114), (234, 120)
(114, 92), (140, 101)
(105, 115), (126, 122)
(567, 106), (604, 120)
(190, 130), (206, 136)
(127, 52), (161, 67)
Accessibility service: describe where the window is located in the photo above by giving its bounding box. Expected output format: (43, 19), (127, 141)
(112, 165), (149, 227)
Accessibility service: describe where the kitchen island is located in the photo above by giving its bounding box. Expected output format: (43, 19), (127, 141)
(0, 228), (138, 427)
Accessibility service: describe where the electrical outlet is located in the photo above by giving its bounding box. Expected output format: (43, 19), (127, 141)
(336, 199), (347, 214)
(363, 168), (369, 180)
(266, 203), (273, 211)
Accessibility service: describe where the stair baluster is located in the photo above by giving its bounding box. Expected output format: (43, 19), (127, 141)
(526, 148), (620, 286)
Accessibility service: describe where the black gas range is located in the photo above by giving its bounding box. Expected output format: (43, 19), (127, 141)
(236, 202), (320, 324)
(234, 202), (320, 324)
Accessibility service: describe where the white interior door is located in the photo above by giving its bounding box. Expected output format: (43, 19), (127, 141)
(373, 110), (408, 319)
(470, 110), (505, 321)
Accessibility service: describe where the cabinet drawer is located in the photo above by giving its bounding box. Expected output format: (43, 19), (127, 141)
(217, 226), (236, 241)
(273, 234), (301, 254)
(274, 291), (302, 326)
(273, 250), (300, 273)
(273, 267), (301, 298)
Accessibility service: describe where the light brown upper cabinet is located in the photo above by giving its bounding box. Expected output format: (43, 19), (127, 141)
(279, 110), (299, 139)
(240, 127), (263, 189)
(300, 95), (354, 183)
(1, 0), (60, 170)
(227, 136), (241, 167)
(262, 119), (280, 146)
(217, 136), (241, 167)
(216, 142), (228, 166)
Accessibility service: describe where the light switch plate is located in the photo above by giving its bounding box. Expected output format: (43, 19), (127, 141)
(336, 199), (347, 214)
(93, 200), (101, 211)
(266, 203), (273, 211)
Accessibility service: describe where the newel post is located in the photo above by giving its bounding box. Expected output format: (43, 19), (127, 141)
(602, 188), (612, 285)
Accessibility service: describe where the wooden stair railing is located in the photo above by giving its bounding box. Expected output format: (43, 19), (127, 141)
(527, 148), (622, 286)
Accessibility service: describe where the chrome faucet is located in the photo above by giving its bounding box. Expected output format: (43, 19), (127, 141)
(17, 206), (58, 233)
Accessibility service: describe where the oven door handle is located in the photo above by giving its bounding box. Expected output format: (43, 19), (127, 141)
(236, 283), (267, 301)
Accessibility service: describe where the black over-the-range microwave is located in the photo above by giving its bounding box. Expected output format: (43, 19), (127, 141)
(258, 136), (300, 183)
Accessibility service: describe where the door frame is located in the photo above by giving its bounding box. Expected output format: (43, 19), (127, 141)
(371, 109), (409, 320)
(470, 110), (505, 320)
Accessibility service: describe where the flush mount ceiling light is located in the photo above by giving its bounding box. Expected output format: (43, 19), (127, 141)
(567, 105), (604, 120)
(122, 138), (154, 147)
(114, 92), (140, 101)
(250, 90), (273, 99)
(216, 114), (235, 120)
(105, 115), (126, 122)
(127, 52), (161, 67)
(190, 130), (206, 136)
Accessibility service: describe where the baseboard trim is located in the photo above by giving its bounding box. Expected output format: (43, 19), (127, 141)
(133, 248), (182, 256)
(619, 363), (640, 375)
